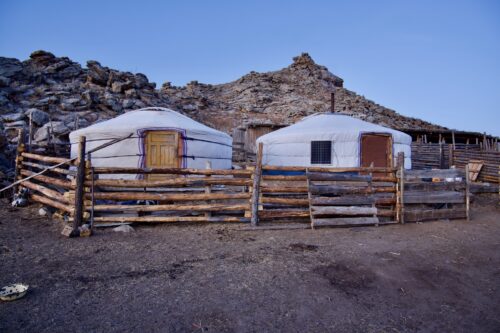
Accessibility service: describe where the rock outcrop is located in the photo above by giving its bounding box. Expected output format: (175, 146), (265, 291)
(0, 50), (446, 186)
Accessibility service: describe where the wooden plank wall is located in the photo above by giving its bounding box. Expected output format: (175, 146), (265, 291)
(453, 148), (500, 183)
(258, 165), (397, 226)
(401, 169), (468, 222)
(412, 143), (499, 183)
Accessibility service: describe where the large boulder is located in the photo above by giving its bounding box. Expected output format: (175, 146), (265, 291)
(27, 108), (50, 126)
(86, 60), (110, 86)
(33, 121), (70, 142)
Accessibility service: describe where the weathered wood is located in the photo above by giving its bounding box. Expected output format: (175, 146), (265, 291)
(204, 161), (212, 219)
(31, 193), (74, 214)
(469, 182), (499, 193)
(404, 191), (465, 204)
(86, 177), (251, 188)
(404, 182), (465, 191)
(307, 172), (372, 182)
(261, 186), (309, 193)
(92, 216), (250, 223)
(311, 196), (375, 206)
(251, 143), (264, 226)
(404, 169), (464, 180)
(258, 209), (310, 219)
(20, 169), (73, 189)
(465, 164), (470, 221)
(89, 203), (249, 212)
(92, 167), (252, 176)
(262, 165), (396, 173)
(399, 155), (405, 224)
(312, 206), (377, 216)
(20, 180), (69, 204)
(309, 185), (395, 195)
(313, 217), (379, 226)
(73, 136), (86, 232)
(85, 191), (251, 201)
(21, 152), (73, 165)
(13, 129), (25, 194)
(262, 175), (307, 181)
(22, 161), (75, 176)
(404, 208), (466, 222)
(260, 197), (310, 206)
(377, 209), (396, 217)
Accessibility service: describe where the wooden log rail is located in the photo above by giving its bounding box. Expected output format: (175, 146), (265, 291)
(14, 149), (76, 217)
(21, 152), (75, 166)
(85, 177), (252, 188)
(92, 167), (253, 176)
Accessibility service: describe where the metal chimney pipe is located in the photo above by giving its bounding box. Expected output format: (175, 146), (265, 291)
(330, 92), (335, 113)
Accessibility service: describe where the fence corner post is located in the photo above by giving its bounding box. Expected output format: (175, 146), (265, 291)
(13, 128), (26, 195)
(72, 135), (86, 236)
(251, 142), (263, 227)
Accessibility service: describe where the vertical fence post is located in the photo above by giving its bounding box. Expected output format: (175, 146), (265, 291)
(72, 136), (86, 236)
(13, 128), (25, 195)
(251, 143), (263, 226)
(397, 152), (405, 224)
(205, 161), (212, 220)
(28, 111), (33, 153)
(465, 164), (470, 221)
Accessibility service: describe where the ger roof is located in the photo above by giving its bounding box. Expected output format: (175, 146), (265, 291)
(257, 113), (412, 144)
(70, 107), (230, 139)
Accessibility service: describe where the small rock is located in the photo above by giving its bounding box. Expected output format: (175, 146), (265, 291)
(1, 112), (25, 122)
(38, 207), (50, 216)
(113, 224), (134, 233)
(4, 120), (26, 128)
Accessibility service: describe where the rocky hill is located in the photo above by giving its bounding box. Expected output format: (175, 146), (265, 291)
(162, 53), (444, 132)
(0, 50), (446, 185)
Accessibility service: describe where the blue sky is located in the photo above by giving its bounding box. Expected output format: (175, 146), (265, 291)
(0, 0), (499, 135)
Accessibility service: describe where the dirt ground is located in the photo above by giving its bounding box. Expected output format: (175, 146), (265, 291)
(0, 198), (499, 333)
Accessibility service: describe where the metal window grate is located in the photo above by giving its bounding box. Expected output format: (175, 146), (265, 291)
(311, 141), (332, 164)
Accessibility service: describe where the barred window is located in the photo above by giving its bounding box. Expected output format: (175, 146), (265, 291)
(311, 141), (332, 164)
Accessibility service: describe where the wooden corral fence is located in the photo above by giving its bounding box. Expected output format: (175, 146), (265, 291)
(452, 148), (500, 184)
(255, 165), (398, 227)
(412, 142), (499, 185)
(400, 168), (469, 223)
(82, 166), (253, 225)
(7, 136), (480, 234)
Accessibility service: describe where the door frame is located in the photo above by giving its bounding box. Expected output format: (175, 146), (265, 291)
(137, 127), (186, 172)
(359, 132), (393, 168)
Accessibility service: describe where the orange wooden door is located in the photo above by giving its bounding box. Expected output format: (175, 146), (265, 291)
(360, 134), (392, 169)
(145, 131), (180, 180)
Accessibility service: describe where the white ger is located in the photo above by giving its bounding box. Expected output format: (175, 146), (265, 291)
(69, 107), (232, 179)
(256, 113), (412, 169)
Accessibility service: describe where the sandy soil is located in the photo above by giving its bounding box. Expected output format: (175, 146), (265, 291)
(0, 198), (499, 333)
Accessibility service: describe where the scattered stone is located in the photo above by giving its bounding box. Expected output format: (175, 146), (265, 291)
(113, 224), (135, 233)
(38, 207), (50, 216)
